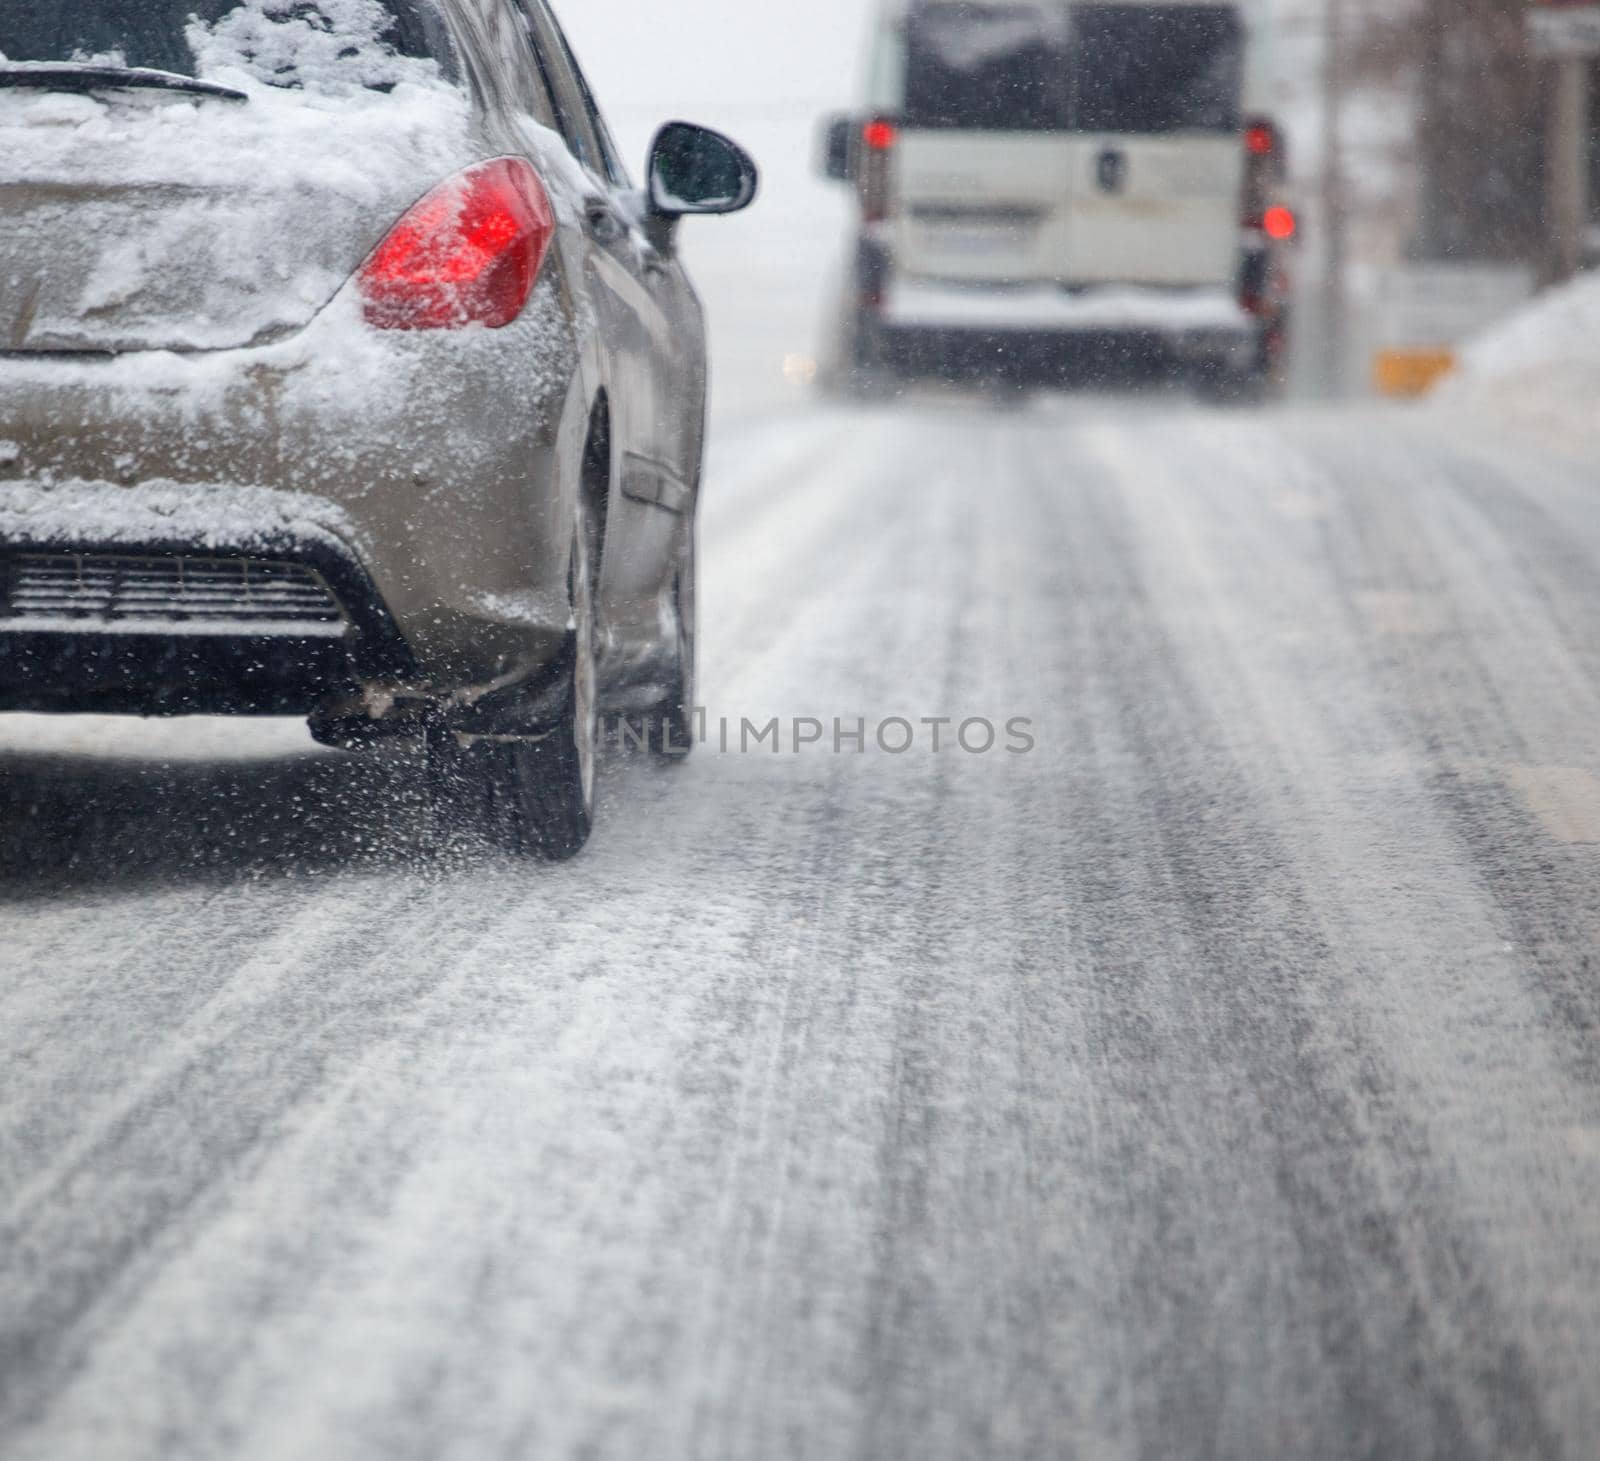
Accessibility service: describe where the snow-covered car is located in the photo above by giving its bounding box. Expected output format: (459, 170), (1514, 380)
(0, 0), (756, 859)
(818, 0), (1293, 394)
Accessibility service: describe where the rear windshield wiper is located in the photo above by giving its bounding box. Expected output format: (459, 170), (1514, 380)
(0, 65), (247, 103)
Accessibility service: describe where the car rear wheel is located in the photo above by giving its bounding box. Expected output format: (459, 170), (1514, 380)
(427, 509), (598, 861)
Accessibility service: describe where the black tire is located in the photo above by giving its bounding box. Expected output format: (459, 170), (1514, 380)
(1193, 360), (1270, 407)
(1195, 325), (1285, 406)
(848, 308), (879, 373)
(643, 523), (697, 761)
(427, 509), (599, 861)
(845, 311), (905, 397)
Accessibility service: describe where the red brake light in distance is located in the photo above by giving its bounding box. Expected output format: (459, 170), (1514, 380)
(862, 119), (898, 152)
(359, 158), (555, 331)
(860, 117), (898, 223)
(1263, 205), (1297, 242)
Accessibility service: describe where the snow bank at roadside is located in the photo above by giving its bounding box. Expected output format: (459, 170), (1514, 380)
(1434, 270), (1600, 456)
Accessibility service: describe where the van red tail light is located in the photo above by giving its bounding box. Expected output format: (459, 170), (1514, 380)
(862, 119), (898, 152)
(1241, 115), (1286, 233)
(359, 158), (555, 331)
(1263, 205), (1297, 242)
(860, 116), (897, 224)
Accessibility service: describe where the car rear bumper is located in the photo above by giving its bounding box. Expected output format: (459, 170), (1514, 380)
(0, 286), (583, 698)
(0, 522), (417, 716)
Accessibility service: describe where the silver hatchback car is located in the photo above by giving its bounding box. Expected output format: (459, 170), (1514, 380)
(0, 0), (757, 859)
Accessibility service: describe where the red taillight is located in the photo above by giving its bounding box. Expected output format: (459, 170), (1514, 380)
(862, 119), (898, 152)
(1263, 205), (1297, 242)
(1241, 117), (1288, 234)
(359, 158), (555, 331)
(860, 117), (897, 224)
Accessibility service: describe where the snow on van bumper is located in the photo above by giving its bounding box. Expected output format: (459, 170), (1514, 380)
(883, 280), (1255, 344)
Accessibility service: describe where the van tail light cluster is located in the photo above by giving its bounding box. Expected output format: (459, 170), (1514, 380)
(359, 158), (555, 330)
(859, 117), (898, 224)
(1239, 116), (1294, 315)
(1241, 116), (1293, 237)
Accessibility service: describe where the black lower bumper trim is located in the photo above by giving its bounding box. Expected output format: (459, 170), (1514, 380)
(0, 534), (418, 717)
(873, 322), (1256, 385)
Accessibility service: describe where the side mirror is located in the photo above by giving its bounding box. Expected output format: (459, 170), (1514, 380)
(819, 114), (854, 182)
(647, 122), (759, 218)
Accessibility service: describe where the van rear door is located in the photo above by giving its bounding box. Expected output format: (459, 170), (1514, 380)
(1062, 4), (1246, 288)
(893, 3), (1073, 285)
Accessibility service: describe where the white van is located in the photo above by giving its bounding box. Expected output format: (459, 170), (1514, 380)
(820, 0), (1293, 392)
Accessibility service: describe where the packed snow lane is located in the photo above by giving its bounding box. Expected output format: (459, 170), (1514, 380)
(4, 397), (1600, 1459)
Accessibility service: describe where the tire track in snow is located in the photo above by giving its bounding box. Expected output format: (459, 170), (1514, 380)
(3, 400), (1600, 1458)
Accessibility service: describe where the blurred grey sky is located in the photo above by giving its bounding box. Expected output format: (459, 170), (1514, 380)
(560, 0), (875, 130)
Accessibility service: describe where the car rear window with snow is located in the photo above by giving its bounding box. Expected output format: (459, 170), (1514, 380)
(0, 0), (455, 93)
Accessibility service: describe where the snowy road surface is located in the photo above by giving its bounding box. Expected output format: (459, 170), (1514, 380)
(5, 395), (1600, 1459)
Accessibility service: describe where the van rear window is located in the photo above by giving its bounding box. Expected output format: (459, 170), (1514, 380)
(1072, 5), (1243, 134)
(901, 1), (1244, 135)
(904, 4), (1072, 132)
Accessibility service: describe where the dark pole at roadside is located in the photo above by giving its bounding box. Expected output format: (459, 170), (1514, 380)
(1548, 55), (1591, 281)
(1321, 0), (1348, 396)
